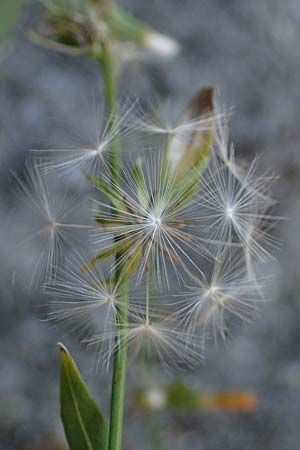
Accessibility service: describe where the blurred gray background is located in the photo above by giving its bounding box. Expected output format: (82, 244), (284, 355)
(1, 0), (300, 449)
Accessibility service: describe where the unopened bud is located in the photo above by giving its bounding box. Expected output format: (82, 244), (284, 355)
(143, 31), (180, 58)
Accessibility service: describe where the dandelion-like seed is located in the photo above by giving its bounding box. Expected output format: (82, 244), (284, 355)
(88, 272), (202, 369)
(32, 101), (134, 176)
(90, 152), (215, 287)
(46, 252), (120, 341)
(176, 248), (266, 341)
(132, 98), (216, 139)
(195, 150), (278, 262)
(13, 163), (92, 285)
(130, 90), (219, 164)
(114, 316), (201, 369)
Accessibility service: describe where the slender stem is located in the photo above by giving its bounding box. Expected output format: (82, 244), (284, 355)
(108, 273), (128, 450)
(96, 43), (128, 450)
(98, 44), (121, 183)
(146, 270), (150, 325)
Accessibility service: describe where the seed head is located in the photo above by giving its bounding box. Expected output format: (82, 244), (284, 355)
(20, 89), (279, 368)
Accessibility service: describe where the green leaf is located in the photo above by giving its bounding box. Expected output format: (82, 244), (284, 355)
(59, 343), (108, 450)
(0, 0), (24, 43)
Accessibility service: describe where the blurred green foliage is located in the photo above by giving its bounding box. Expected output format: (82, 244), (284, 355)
(0, 0), (24, 42)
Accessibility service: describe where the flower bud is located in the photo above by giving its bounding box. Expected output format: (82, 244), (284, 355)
(142, 31), (179, 58)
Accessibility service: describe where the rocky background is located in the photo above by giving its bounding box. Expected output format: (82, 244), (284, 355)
(1, 0), (300, 449)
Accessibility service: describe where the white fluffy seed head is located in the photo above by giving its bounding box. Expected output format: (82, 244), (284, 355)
(18, 95), (279, 368)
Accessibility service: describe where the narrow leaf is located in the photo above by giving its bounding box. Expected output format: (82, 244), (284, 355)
(59, 343), (108, 450)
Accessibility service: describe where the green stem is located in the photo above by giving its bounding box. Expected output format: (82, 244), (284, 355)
(96, 44), (128, 450)
(98, 44), (121, 182)
(108, 273), (128, 450)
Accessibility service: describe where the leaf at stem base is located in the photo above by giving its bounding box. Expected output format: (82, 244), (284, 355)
(59, 343), (108, 450)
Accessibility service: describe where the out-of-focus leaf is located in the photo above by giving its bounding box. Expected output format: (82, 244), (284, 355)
(59, 343), (108, 450)
(165, 381), (201, 411)
(132, 382), (200, 412)
(0, 0), (24, 42)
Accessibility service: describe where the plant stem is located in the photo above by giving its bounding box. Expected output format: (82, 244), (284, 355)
(97, 44), (128, 450)
(98, 43), (121, 183)
(108, 274), (128, 450)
